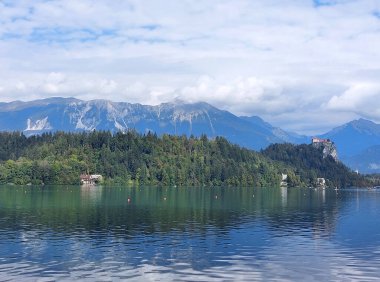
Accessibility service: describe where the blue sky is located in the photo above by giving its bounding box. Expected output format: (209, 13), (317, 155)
(0, 0), (379, 134)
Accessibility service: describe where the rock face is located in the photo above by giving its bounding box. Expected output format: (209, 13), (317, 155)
(311, 138), (338, 161)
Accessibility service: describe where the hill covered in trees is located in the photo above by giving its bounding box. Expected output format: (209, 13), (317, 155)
(262, 143), (369, 188)
(0, 131), (371, 187)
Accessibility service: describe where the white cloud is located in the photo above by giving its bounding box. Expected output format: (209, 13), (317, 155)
(369, 163), (380, 170)
(40, 72), (66, 94)
(0, 0), (379, 133)
(99, 79), (117, 94)
(174, 76), (290, 116)
(326, 83), (380, 120)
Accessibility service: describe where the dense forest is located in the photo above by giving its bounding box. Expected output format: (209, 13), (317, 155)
(0, 131), (370, 187)
(262, 143), (369, 188)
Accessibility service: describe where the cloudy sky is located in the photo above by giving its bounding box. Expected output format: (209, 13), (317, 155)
(0, 0), (379, 134)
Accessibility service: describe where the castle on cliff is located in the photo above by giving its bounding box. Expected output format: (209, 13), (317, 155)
(311, 137), (331, 144)
(311, 137), (338, 161)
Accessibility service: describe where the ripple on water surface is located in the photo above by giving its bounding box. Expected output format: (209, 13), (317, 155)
(1, 186), (380, 281)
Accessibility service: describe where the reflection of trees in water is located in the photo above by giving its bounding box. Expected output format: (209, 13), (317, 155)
(0, 186), (344, 237)
(0, 185), (370, 272)
(263, 188), (343, 239)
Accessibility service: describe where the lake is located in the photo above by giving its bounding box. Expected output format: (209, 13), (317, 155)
(0, 185), (380, 281)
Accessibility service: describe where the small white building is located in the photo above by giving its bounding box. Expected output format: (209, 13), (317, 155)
(281, 173), (288, 187)
(316, 178), (326, 188)
(80, 174), (103, 185)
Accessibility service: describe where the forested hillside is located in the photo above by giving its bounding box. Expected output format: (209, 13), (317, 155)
(0, 131), (370, 187)
(0, 131), (288, 186)
(262, 143), (369, 188)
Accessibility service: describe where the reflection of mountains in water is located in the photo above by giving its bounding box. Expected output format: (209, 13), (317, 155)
(0, 186), (342, 236)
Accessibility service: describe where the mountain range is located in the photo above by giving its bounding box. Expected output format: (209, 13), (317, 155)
(0, 97), (379, 173)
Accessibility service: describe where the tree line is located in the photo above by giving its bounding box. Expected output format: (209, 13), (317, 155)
(0, 131), (370, 187)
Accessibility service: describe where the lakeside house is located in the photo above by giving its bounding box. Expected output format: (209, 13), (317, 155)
(80, 174), (103, 185)
(280, 173), (288, 187)
(316, 178), (326, 189)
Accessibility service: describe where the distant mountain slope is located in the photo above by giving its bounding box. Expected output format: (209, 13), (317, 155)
(0, 98), (306, 150)
(320, 119), (380, 158)
(343, 145), (380, 174)
(241, 116), (309, 144)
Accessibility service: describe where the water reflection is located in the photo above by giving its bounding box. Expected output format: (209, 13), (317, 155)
(280, 186), (287, 207)
(80, 185), (103, 204)
(0, 186), (380, 280)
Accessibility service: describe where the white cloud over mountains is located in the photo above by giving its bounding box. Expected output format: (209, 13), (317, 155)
(326, 83), (380, 118)
(0, 0), (379, 134)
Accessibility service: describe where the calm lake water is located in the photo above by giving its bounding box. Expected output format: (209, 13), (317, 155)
(0, 186), (380, 281)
